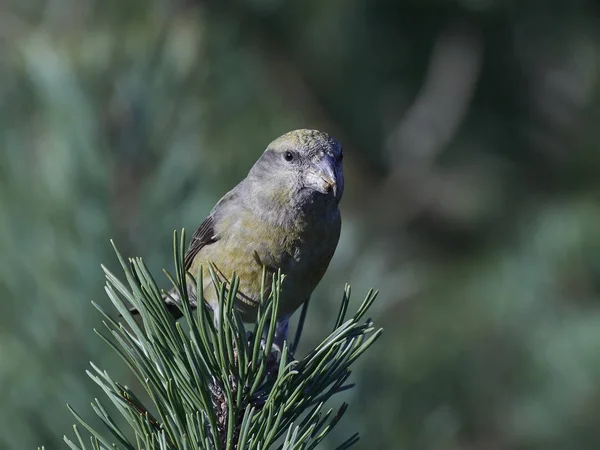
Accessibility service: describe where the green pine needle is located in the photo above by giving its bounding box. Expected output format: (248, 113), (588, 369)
(65, 230), (382, 450)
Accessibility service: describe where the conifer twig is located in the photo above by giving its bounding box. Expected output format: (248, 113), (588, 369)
(61, 230), (382, 450)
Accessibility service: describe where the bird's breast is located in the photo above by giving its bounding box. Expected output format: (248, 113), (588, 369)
(196, 204), (340, 321)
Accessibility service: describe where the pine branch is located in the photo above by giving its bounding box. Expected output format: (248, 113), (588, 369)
(57, 230), (382, 450)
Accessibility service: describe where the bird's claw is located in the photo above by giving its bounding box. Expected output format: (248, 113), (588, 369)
(271, 341), (297, 365)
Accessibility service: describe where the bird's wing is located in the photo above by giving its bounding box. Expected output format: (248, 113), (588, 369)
(184, 187), (239, 270)
(184, 215), (217, 270)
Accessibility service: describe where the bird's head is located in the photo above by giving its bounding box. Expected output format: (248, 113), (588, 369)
(246, 129), (344, 212)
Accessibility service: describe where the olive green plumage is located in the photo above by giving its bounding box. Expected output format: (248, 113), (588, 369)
(133, 129), (344, 344)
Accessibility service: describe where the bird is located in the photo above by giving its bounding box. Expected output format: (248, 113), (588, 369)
(131, 129), (344, 349)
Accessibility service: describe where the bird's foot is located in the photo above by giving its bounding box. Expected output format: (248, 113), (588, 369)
(270, 341), (296, 365)
(254, 337), (296, 366)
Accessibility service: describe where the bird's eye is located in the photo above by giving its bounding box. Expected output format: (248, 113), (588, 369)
(339, 151), (344, 161)
(284, 151), (294, 162)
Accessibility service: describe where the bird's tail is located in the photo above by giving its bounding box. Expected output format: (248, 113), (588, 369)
(126, 289), (184, 320)
(127, 303), (183, 319)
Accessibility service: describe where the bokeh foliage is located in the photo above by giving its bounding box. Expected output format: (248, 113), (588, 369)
(1, 0), (600, 449)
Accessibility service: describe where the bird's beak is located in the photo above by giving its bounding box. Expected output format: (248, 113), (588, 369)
(305, 156), (337, 196)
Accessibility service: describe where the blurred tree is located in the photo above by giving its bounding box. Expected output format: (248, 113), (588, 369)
(0, 0), (599, 449)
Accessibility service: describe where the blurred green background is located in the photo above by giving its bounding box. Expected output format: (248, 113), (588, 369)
(2, 0), (600, 448)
